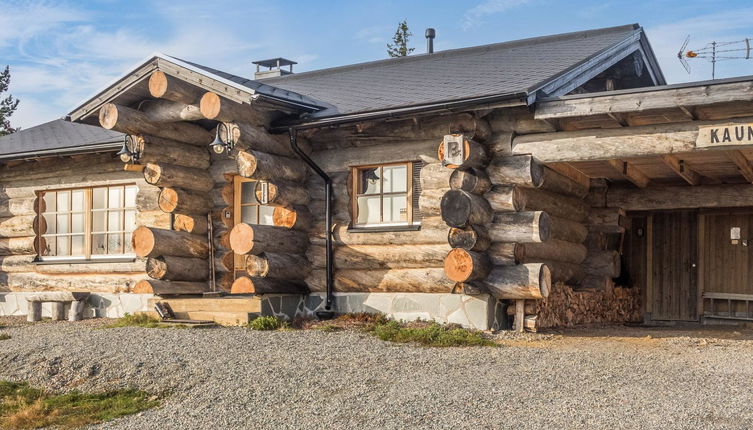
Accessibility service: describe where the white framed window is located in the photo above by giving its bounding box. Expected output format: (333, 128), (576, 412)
(351, 162), (421, 228)
(37, 184), (137, 260)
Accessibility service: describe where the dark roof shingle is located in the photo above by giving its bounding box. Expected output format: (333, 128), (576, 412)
(0, 119), (123, 160)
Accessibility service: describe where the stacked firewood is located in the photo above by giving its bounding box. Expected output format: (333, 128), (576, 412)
(512, 282), (641, 330)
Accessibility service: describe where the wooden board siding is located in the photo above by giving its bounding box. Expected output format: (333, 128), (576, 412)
(650, 211), (698, 321)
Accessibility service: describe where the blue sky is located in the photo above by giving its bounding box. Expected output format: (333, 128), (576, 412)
(2, 0), (753, 129)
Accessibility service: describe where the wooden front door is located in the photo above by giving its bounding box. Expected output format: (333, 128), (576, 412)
(701, 211), (753, 297)
(649, 211), (698, 321)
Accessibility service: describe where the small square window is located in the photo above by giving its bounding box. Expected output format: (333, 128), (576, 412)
(352, 162), (419, 228)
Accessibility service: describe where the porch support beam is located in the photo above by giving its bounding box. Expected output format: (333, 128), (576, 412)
(660, 154), (702, 186)
(726, 150), (753, 183)
(607, 183), (753, 211)
(606, 159), (650, 188)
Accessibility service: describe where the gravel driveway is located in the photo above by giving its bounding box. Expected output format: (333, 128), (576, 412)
(1, 317), (753, 429)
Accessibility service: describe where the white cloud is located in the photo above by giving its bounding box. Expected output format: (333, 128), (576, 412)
(461, 0), (531, 31)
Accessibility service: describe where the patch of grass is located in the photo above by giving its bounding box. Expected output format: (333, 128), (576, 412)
(0, 334), (10, 341)
(248, 316), (288, 331)
(0, 381), (159, 429)
(371, 320), (497, 347)
(316, 324), (342, 333)
(103, 313), (185, 329)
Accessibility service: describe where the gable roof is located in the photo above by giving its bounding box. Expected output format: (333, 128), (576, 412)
(0, 119), (123, 161)
(261, 24), (664, 118)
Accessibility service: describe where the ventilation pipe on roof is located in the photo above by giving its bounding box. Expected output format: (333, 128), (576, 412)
(426, 28), (436, 53)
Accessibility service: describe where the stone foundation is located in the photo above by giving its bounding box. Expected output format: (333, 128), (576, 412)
(0, 292), (153, 319)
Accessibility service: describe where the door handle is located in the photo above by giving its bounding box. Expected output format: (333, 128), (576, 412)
(691, 263), (697, 268)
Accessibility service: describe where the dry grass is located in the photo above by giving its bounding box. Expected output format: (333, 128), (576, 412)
(103, 313), (187, 329)
(0, 381), (159, 429)
(0, 335), (10, 341)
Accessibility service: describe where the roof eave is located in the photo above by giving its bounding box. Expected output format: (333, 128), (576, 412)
(0, 140), (124, 162)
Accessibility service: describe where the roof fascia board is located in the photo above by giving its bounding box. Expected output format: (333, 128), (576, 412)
(637, 30), (666, 85)
(0, 141), (123, 161)
(533, 32), (643, 99)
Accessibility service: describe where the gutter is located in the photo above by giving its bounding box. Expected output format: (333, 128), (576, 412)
(0, 141), (123, 162)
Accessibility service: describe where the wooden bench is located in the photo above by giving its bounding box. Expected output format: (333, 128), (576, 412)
(26, 292), (91, 322)
(702, 292), (753, 321)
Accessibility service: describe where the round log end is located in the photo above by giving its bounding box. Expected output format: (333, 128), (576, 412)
(539, 263), (552, 298)
(537, 211), (552, 242)
(173, 213), (198, 233)
(98, 103), (118, 130)
(444, 248), (477, 282)
(145, 256), (168, 279)
(231, 276), (255, 294)
(273, 206), (296, 229)
(199, 92), (222, 120)
(229, 223), (254, 255)
(148, 71), (168, 98)
(530, 159), (545, 188)
(158, 188), (179, 213)
(244, 254), (268, 277)
(133, 280), (155, 294)
(131, 226), (155, 258)
(143, 163), (162, 186)
(440, 189), (472, 228)
(255, 181), (278, 204)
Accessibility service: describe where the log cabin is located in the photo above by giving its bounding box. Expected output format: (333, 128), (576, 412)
(2, 23), (752, 330)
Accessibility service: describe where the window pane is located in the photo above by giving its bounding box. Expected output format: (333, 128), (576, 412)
(71, 235), (85, 256)
(357, 196), (381, 224)
(359, 168), (381, 195)
(57, 191), (69, 212)
(108, 211), (122, 231)
(108, 233), (122, 254)
(92, 211), (106, 233)
(241, 181), (258, 204)
(124, 233), (133, 254)
(57, 236), (70, 256)
(383, 165), (407, 193)
(92, 234), (106, 255)
(259, 205), (275, 226)
(71, 213), (85, 234)
(71, 190), (85, 211)
(44, 213), (56, 234)
(108, 187), (122, 209)
(93, 188), (107, 209)
(383, 195), (408, 223)
(241, 205), (258, 224)
(125, 186), (137, 208)
(43, 192), (56, 212)
(57, 214), (69, 234)
(124, 210), (136, 232)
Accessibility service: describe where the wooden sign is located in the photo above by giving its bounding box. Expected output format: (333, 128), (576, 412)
(696, 123), (753, 148)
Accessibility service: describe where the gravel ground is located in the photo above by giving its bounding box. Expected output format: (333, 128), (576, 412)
(2, 317), (753, 429)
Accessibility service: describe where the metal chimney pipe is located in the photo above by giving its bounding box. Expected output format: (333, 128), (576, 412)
(425, 28), (436, 53)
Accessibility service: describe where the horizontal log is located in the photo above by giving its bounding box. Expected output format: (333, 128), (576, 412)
(136, 210), (172, 229)
(488, 242), (524, 266)
(132, 135), (211, 169)
(5, 272), (144, 293)
(448, 224), (491, 251)
(512, 116), (753, 162)
(257, 179), (310, 207)
(139, 99), (203, 122)
(606, 184), (753, 211)
(550, 216), (588, 243)
(487, 132), (513, 156)
(419, 163), (452, 190)
(148, 71), (203, 104)
(98, 103), (211, 146)
(244, 252), (311, 279)
(527, 259), (585, 284)
(0, 197), (41, 218)
(485, 185), (525, 212)
(440, 189), (493, 228)
(584, 250), (621, 278)
(484, 263), (551, 299)
(146, 255), (208, 281)
(222, 122), (297, 156)
(0, 215), (39, 238)
(488, 211), (550, 243)
(272, 206), (313, 231)
(520, 239), (588, 265)
(132, 226), (209, 259)
(229, 223), (308, 255)
(144, 163), (213, 192)
(159, 188), (212, 214)
(589, 207), (626, 226)
(438, 135), (488, 169)
(324, 218), (448, 246)
(209, 158), (239, 183)
(444, 248), (491, 282)
(506, 301), (536, 315)
(35, 259), (146, 275)
(0, 236), (39, 256)
(306, 267), (454, 293)
(133, 279), (208, 295)
(450, 168), (491, 194)
(417, 188), (448, 217)
(540, 167), (589, 199)
(519, 187), (588, 222)
(173, 214), (208, 236)
(0, 254), (35, 272)
(236, 150), (308, 182)
(200, 92), (268, 126)
(487, 154), (543, 188)
(231, 276), (309, 294)
(309, 243), (450, 270)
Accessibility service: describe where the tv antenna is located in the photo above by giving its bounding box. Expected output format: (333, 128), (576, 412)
(677, 35), (752, 79)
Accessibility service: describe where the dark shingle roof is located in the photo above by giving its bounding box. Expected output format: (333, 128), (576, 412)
(261, 24), (644, 116)
(0, 119), (123, 160)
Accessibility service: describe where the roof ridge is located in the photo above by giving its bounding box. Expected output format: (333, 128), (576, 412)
(263, 24), (640, 83)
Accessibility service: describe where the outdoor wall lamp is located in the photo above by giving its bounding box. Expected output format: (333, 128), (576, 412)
(209, 122), (235, 155)
(117, 135), (141, 163)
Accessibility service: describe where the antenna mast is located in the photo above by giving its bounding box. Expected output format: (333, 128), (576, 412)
(677, 36), (752, 79)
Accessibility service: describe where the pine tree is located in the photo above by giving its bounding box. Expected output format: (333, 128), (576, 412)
(387, 20), (414, 58)
(0, 66), (20, 136)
